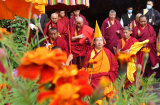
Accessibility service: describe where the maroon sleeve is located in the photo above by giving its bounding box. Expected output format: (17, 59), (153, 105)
(117, 21), (123, 38)
(62, 40), (69, 56)
(132, 27), (138, 38)
(82, 50), (92, 69)
(148, 25), (156, 44)
(101, 20), (106, 38)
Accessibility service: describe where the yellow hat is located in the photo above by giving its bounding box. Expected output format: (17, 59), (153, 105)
(94, 20), (102, 38)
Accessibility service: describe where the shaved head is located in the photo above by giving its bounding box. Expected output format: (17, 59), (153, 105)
(109, 9), (116, 20)
(76, 17), (83, 28)
(51, 13), (58, 24)
(135, 13), (142, 22)
(76, 17), (83, 22)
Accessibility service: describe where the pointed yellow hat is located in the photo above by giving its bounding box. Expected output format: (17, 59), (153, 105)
(94, 20), (102, 38)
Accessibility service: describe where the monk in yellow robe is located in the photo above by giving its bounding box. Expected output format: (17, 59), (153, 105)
(83, 21), (118, 88)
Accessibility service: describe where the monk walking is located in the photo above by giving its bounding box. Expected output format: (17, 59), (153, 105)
(70, 17), (94, 69)
(83, 21), (118, 88)
(132, 15), (159, 77)
(70, 9), (88, 28)
(101, 9), (123, 53)
(44, 13), (68, 44)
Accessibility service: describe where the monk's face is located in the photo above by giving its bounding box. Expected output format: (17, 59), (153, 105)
(74, 10), (80, 17)
(109, 13), (116, 20)
(123, 30), (131, 40)
(94, 37), (103, 49)
(51, 14), (58, 24)
(50, 30), (58, 41)
(76, 20), (83, 28)
(59, 11), (65, 18)
(139, 17), (147, 28)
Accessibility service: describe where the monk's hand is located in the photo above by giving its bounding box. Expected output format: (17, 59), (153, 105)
(143, 43), (147, 47)
(116, 30), (120, 34)
(78, 34), (85, 39)
(126, 49), (130, 53)
(34, 27), (39, 32)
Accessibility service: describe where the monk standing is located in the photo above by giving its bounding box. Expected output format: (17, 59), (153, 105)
(83, 21), (118, 88)
(44, 13), (68, 44)
(69, 10), (88, 28)
(132, 15), (159, 77)
(101, 9), (123, 53)
(70, 17), (94, 69)
(58, 10), (69, 28)
(46, 28), (69, 56)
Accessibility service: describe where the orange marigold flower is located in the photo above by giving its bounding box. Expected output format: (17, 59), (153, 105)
(104, 82), (117, 99)
(0, 28), (9, 40)
(37, 66), (93, 105)
(17, 47), (67, 84)
(114, 53), (135, 64)
(141, 47), (150, 53)
(37, 83), (93, 105)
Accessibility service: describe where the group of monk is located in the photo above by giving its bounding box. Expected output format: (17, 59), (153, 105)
(29, 0), (160, 89)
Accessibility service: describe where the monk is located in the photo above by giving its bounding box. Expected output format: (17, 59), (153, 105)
(58, 10), (69, 28)
(101, 9), (123, 53)
(117, 26), (140, 88)
(44, 13), (68, 44)
(46, 28), (69, 56)
(70, 17), (94, 69)
(69, 9), (88, 28)
(83, 21), (118, 88)
(132, 15), (159, 77)
(129, 13), (142, 31)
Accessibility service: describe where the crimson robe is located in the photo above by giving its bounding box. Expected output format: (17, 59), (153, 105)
(58, 16), (69, 28)
(44, 20), (68, 42)
(47, 36), (69, 56)
(70, 25), (93, 58)
(118, 37), (140, 88)
(101, 18), (123, 53)
(69, 14), (88, 28)
(132, 24), (159, 77)
(130, 20), (138, 29)
(83, 47), (118, 88)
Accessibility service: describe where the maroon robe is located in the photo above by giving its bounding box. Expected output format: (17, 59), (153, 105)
(118, 37), (140, 88)
(130, 20), (138, 30)
(58, 16), (69, 28)
(83, 47), (118, 88)
(44, 20), (68, 42)
(101, 18), (123, 53)
(132, 24), (159, 77)
(70, 25), (93, 58)
(47, 36), (69, 56)
(69, 14), (88, 28)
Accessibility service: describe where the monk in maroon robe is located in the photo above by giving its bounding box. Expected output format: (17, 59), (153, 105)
(70, 17), (93, 69)
(44, 13), (68, 44)
(132, 15), (159, 77)
(58, 11), (69, 28)
(69, 10), (88, 28)
(46, 28), (69, 56)
(117, 26), (140, 88)
(101, 10), (123, 54)
(129, 13), (142, 31)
